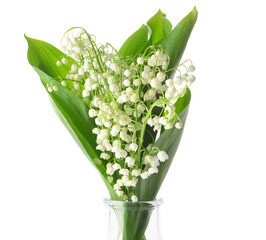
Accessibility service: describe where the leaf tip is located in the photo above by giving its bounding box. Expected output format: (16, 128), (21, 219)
(24, 33), (31, 41)
(158, 9), (166, 17)
(24, 34), (33, 46)
(192, 6), (198, 18)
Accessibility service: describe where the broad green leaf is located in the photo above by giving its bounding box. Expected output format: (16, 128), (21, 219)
(118, 24), (150, 58)
(26, 36), (121, 200)
(134, 89), (191, 200)
(147, 9), (172, 44)
(161, 15), (172, 36)
(118, 9), (172, 60)
(156, 7), (198, 78)
(131, 10), (172, 59)
(25, 35), (73, 79)
(175, 88), (192, 115)
(34, 68), (100, 166)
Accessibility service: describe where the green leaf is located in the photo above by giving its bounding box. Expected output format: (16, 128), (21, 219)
(147, 9), (172, 44)
(133, 10), (172, 59)
(36, 68), (100, 165)
(25, 35), (73, 79)
(118, 9), (172, 60)
(118, 24), (150, 58)
(156, 7), (198, 78)
(134, 89), (191, 201)
(25, 36), (121, 200)
(161, 15), (172, 36)
(175, 88), (192, 115)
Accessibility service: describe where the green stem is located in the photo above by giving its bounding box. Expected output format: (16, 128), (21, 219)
(137, 99), (165, 164)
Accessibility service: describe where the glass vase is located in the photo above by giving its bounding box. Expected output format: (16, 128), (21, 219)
(104, 199), (163, 240)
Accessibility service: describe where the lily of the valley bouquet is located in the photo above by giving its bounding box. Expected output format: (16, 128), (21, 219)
(26, 7), (197, 240)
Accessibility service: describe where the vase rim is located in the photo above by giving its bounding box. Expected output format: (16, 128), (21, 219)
(103, 198), (163, 209)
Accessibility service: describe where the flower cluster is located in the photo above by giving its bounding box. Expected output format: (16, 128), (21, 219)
(51, 27), (196, 201)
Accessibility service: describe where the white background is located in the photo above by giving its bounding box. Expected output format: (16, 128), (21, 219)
(1, 0), (266, 239)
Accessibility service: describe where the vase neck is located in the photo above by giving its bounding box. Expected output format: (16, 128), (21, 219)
(104, 199), (163, 240)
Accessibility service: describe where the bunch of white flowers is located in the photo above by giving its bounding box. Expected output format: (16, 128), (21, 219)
(52, 28), (196, 202)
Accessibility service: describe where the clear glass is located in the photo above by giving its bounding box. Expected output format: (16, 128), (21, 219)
(104, 199), (163, 240)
